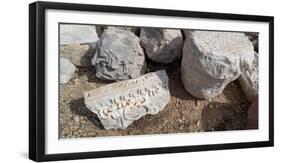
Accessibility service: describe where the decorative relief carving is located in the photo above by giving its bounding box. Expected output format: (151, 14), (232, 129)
(84, 70), (170, 129)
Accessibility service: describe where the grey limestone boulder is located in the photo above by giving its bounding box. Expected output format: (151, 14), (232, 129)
(60, 24), (99, 45)
(60, 58), (76, 84)
(84, 70), (170, 129)
(181, 30), (255, 99)
(238, 52), (258, 102)
(60, 43), (95, 67)
(92, 28), (146, 80)
(140, 28), (183, 63)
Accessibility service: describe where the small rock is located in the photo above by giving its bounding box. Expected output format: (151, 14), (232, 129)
(92, 28), (146, 80)
(73, 78), (79, 86)
(178, 119), (183, 124)
(60, 43), (95, 67)
(60, 24), (99, 45)
(181, 30), (255, 99)
(140, 28), (183, 63)
(60, 58), (76, 84)
(84, 70), (170, 130)
(73, 115), (80, 123)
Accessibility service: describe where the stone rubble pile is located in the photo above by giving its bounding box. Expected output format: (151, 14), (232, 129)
(59, 24), (258, 129)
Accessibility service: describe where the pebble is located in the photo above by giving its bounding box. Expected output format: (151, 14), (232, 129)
(73, 78), (79, 85)
(73, 115), (80, 123)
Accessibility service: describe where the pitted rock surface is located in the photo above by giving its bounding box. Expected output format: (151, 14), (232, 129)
(92, 28), (146, 80)
(181, 30), (255, 99)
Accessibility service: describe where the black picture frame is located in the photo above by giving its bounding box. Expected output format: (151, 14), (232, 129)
(29, 1), (274, 162)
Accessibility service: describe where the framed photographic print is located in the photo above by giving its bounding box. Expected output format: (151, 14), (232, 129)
(29, 1), (274, 162)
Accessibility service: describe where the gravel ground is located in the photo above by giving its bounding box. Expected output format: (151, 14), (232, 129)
(59, 60), (252, 139)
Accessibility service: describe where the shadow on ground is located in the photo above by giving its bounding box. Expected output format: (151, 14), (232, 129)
(201, 102), (248, 131)
(68, 97), (104, 129)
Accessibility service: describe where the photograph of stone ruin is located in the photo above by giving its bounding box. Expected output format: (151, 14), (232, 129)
(59, 24), (258, 139)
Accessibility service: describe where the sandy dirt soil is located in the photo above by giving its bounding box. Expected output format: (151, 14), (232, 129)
(59, 60), (252, 139)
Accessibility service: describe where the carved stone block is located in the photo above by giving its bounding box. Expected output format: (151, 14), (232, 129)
(84, 70), (170, 129)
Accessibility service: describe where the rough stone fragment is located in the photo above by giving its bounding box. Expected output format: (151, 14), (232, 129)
(92, 28), (146, 80)
(84, 70), (170, 129)
(60, 24), (99, 45)
(60, 58), (76, 84)
(238, 52), (258, 102)
(140, 28), (183, 63)
(181, 30), (255, 99)
(60, 43), (95, 67)
(95, 25), (139, 37)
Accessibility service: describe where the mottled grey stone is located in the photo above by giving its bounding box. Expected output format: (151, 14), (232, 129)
(239, 52), (258, 102)
(92, 28), (146, 80)
(96, 25), (139, 37)
(181, 30), (255, 99)
(60, 24), (99, 45)
(60, 43), (95, 67)
(60, 58), (76, 84)
(140, 28), (183, 63)
(84, 70), (170, 129)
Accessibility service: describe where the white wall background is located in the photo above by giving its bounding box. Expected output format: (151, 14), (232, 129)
(0, 0), (279, 162)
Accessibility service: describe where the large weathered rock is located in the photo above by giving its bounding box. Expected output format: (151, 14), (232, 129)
(84, 70), (170, 129)
(60, 43), (95, 67)
(239, 52), (258, 102)
(92, 28), (146, 80)
(60, 58), (76, 84)
(140, 28), (183, 63)
(96, 25), (139, 37)
(60, 24), (99, 45)
(181, 30), (255, 99)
